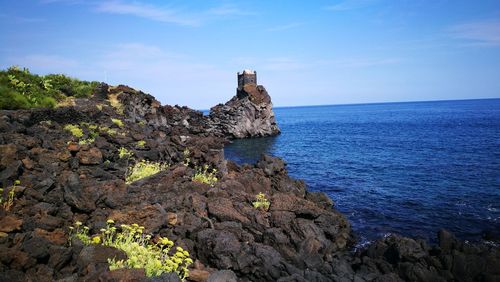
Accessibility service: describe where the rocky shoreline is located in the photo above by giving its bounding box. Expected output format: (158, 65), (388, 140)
(0, 82), (498, 282)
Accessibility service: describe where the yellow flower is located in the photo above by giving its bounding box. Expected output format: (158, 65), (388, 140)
(107, 219), (115, 224)
(92, 236), (101, 244)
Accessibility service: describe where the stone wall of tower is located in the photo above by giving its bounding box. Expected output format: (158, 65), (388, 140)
(237, 71), (257, 89)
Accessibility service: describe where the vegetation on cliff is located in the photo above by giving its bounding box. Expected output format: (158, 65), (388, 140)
(0, 66), (99, 110)
(69, 220), (192, 279)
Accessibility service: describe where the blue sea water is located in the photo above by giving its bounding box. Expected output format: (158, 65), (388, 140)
(224, 99), (500, 244)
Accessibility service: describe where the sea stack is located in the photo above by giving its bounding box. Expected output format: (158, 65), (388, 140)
(209, 70), (280, 138)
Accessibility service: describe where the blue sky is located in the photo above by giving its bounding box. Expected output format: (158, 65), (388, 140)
(1, 0), (499, 109)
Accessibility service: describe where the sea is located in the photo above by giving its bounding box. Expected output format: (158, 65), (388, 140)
(223, 99), (500, 245)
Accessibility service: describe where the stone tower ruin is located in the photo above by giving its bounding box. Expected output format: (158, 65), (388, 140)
(237, 69), (257, 90)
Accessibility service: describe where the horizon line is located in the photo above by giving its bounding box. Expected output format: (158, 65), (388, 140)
(197, 97), (500, 112)
(273, 97), (500, 110)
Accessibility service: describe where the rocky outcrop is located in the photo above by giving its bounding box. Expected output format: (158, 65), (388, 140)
(208, 83), (280, 139)
(349, 230), (500, 282)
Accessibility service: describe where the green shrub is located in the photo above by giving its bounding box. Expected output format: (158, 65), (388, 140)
(0, 66), (98, 110)
(253, 192), (270, 211)
(0, 180), (21, 211)
(78, 138), (95, 145)
(0, 180), (20, 211)
(0, 85), (31, 109)
(64, 124), (84, 138)
(99, 126), (117, 136)
(64, 123), (98, 145)
(118, 147), (133, 159)
(68, 221), (92, 245)
(44, 73), (99, 98)
(68, 220), (192, 279)
(137, 140), (146, 148)
(126, 160), (168, 184)
(111, 118), (124, 128)
(192, 165), (218, 187)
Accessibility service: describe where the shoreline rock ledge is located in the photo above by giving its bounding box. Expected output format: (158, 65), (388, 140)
(208, 69), (280, 138)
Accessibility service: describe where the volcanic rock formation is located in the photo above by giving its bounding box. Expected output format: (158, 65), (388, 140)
(208, 70), (280, 138)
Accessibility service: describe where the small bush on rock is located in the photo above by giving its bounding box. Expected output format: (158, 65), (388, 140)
(68, 220), (192, 279)
(65, 123), (99, 145)
(99, 126), (117, 136)
(192, 165), (218, 187)
(126, 160), (168, 184)
(68, 221), (92, 245)
(111, 118), (124, 128)
(118, 147), (133, 159)
(137, 140), (146, 148)
(64, 124), (84, 138)
(78, 138), (95, 145)
(253, 192), (270, 211)
(0, 180), (20, 211)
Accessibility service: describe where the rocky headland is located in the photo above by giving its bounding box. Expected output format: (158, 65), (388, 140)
(0, 72), (498, 282)
(208, 70), (280, 138)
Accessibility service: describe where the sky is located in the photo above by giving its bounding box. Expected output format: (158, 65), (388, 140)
(1, 0), (500, 109)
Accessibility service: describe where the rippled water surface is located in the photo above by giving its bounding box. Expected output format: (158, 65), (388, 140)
(224, 99), (500, 243)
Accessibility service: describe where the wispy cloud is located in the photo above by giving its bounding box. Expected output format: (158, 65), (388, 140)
(320, 57), (402, 68)
(324, 0), (377, 11)
(95, 1), (199, 26)
(448, 19), (500, 47)
(231, 55), (400, 71)
(206, 5), (254, 16)
(262, 57), (307, 71)
(42, 0), (254, 27)
(93, 1), (254, 26)
(266, 22), (303, 32)
(0, 14), (45, 23)
(39, 0), (84, 4)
